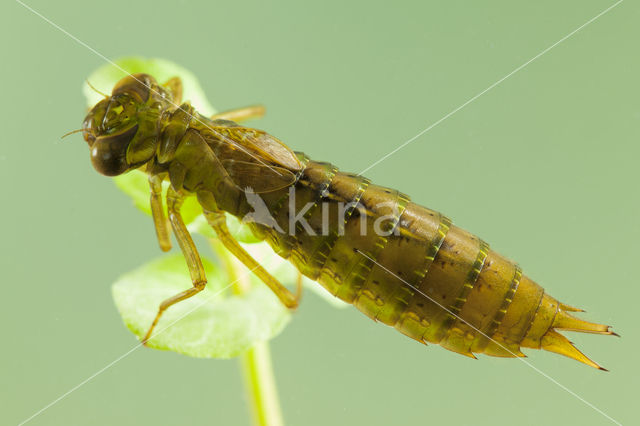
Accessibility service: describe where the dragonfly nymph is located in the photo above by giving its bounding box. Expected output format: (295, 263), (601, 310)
(80, 73), (616, 369)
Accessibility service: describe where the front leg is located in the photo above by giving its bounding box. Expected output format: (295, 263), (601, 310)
(149, 175), (171, 252)
(142, 186), (207, 344)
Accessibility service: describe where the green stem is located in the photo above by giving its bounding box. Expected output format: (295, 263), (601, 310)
(210, 239), (285, 426)
(240, 343), (284, 426)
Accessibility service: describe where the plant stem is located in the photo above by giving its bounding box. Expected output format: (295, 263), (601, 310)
(240, 342), (284, 426)
(210, 239), (285, 426)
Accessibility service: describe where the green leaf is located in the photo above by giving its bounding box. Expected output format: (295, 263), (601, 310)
(84, 56), (216, 115)
(112, 254), (291, 358)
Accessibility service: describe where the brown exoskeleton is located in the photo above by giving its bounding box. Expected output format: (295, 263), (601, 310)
(81, 73), (615, 369)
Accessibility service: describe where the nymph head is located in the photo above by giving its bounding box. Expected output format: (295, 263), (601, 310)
(82, 73), (165, 176)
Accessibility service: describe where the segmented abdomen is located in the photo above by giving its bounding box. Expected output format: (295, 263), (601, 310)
(245, 155), (613, 368)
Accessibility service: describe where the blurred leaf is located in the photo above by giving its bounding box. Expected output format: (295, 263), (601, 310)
(187, 215), (217, 239)
(113, 169), (202, 225)
(242, 243), (349, 309)
(188, 214), (263, 244)
(112, 170), (152, 215)
(112, 254), (291, 358)
(226, 215), (263, 244)
(84, 56), (216, 115)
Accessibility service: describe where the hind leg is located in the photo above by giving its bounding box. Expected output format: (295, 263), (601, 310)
(204, 209), (300, 309)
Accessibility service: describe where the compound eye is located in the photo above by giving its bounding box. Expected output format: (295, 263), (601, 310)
(82, 98), (109, 142)
(90, 124), (138, 176)
(112, 73), (154, 103)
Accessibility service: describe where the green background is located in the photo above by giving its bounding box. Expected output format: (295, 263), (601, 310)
(1, 0), (637, 425)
